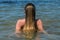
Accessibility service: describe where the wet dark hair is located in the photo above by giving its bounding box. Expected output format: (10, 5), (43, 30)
(24, 3), (37, 32)
(25, 3), (35, 11)
(25, 3), (35, 20)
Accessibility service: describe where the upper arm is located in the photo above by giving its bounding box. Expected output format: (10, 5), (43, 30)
(16, 20), (22, 30)
(37, 19), (43, 26)
(16, 20), (21, 27)
(37, 19), (44, 31)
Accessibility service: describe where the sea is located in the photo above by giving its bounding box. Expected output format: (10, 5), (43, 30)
(0, 0), (60, 40)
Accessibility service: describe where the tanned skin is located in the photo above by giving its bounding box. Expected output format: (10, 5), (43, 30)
(15, 19), (44, 33)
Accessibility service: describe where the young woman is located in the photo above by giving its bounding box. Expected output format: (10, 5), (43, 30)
(15, 3), (44, 34)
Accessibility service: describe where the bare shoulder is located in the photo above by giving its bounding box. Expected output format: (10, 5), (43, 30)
(17, 19), (25, 22)
(37, 19), (42, 24)
(18, 19), (25, 21)
(37, 19), (42, 22)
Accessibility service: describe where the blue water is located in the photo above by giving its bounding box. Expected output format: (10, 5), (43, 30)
(0, 0), (60, 40)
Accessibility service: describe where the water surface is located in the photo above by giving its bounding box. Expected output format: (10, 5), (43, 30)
(0, 0), (60, 40)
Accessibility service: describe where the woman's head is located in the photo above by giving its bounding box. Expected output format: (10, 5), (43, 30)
(25, 3), (35, 19)
(25, 3), (35, 10)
